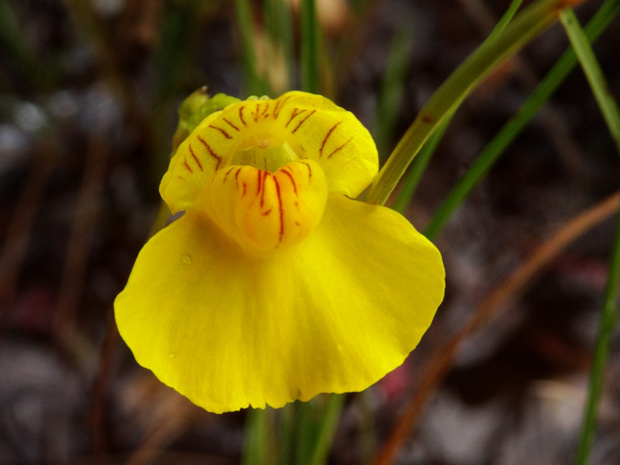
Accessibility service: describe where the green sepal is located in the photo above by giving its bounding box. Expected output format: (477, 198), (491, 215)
(172, 88), (241, 154)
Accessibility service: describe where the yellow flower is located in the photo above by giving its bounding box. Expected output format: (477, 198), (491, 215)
(115, 91), (445, 413)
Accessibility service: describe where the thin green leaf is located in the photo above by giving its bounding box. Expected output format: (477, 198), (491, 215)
(309, 394), (345, 465)
(391, 117), (449, 214)
(574, 209), (620, 465)
(151, 0), (220, 104)
(300, 0), (320, 93)
(487, 0), (524, 42)
(560, 8), (620, 156)
(365, 0), (588, 206)
(234, 0), (268, 95)
(276, 404), (295, 465)
(423, 0), (620, 240)
(294, 401), (316, 465)
(390, 0), (524, 212)
(373, 25), (415, 160)
(242, 408), (270, 465)
(265, 0), (295, 92)
(291, 395), (345, 465)
(558, 8), (620, 465)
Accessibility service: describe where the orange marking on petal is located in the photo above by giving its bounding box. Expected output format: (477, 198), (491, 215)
(256, 169), (263, 195)
(223, 167), (234, 182)
(327, 137), (353, 159)
(273, 95), (291, 118)
(223, 118), (240, 131)
(285, 108), (306, 128)
(239, 106), (247, 126)
(260, 171), (268, 207)
(188, 144), (204, 171)
(262, 208), (272, 216)
(292, 109), (316, 134)
(242, 182), (247, 197)
(319, 121), (342, 157)
(183, 158), (193, 173)
(209, 124), (232, 139)
(235, 168), (241, 186)
(301, 161), (312, 178)
(197, 135), (223, 169)
(274, 176), (284, 243)
(280, 169), (298, 195)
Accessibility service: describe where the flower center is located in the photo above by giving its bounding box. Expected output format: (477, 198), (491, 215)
(204, 142), (328, 252)
(229, 133), (298, 173)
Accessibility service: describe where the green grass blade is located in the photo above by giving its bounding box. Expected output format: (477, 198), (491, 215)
(291, 395), (345, 465)
(373, 25), (415, 160)
(309, 394), (345, 465)
(152, 1), (202, 103)
(265, 0), (295, 92)
(390, 0), (524, 212)
(423, 0), (620, 240)
(487, 0), (524, 42)
(300, 0), (320, 93)
(276, 404), (295, 465)
(242, 408), (270, 465)
(365, 0), (587, 206)
(294, 401), (316, 465)
(560, 8), (620, 156)
(575, 209), (620, 465)
(391, 117), (450, 214)
(234, 0), (268, 95)
(558, 7), (620, 465)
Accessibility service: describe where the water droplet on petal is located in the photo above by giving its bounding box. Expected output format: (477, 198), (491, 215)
(169, 353), (176, 359)
(181, 253), (193, 265)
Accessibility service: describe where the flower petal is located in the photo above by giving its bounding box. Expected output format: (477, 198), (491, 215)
(160, 111), (229, 213)
(115, 195), (444, 413)
(271, 92), (378, 197)
(160, 92), (378, 214)
(204, 160), (328, 251)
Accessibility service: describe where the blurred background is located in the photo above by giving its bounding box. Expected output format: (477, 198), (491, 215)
(0, 0), (619, 464)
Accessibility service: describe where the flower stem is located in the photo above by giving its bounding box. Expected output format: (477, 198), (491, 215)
(365, 0), (588, 206)
(389, 0), (527, 214)
(423, 0), (620, 239)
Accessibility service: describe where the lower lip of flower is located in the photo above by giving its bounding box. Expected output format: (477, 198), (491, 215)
(203, 142), (329, 252)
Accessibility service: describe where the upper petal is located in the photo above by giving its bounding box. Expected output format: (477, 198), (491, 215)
(270, 92), (378, 197)
(160, 92), (378, 213)
(160, 110), (230, 213)
(114, 194), (444, 413)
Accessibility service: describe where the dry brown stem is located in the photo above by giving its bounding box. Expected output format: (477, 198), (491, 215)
(372, 191), (620, 465)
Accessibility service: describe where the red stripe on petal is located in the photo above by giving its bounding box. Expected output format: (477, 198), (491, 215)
(274, 176), (284, 243)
